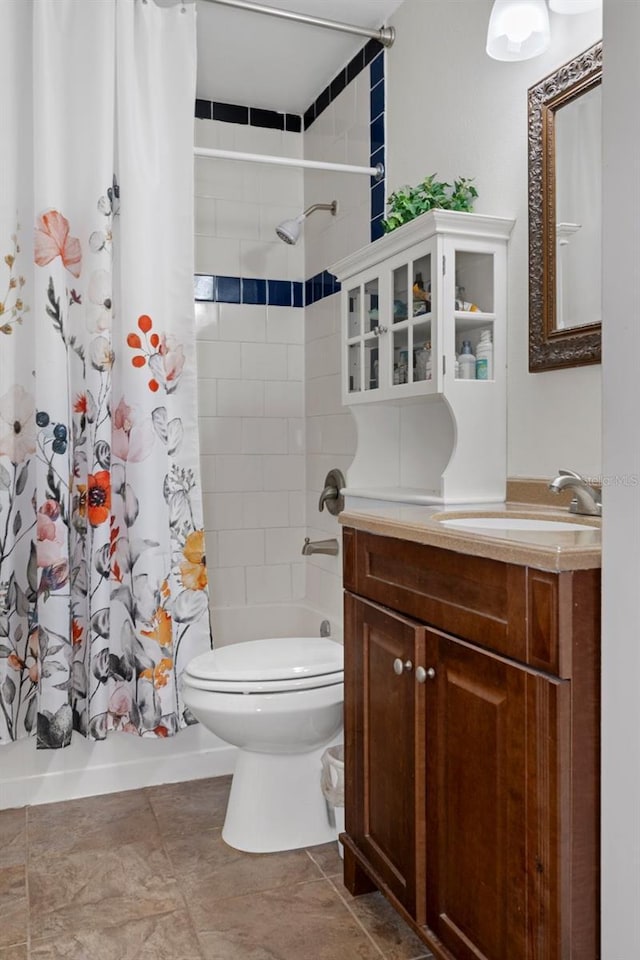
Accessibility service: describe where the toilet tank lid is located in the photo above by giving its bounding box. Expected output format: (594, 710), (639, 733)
(185, 636), (344, 682)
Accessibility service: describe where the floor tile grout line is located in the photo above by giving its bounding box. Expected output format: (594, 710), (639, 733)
(24, 805), (31, 957)
(325, 876), (387, 959)
(152, 797), (209, 960)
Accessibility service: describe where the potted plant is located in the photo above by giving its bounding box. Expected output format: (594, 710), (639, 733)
(382, 174), (478, 234)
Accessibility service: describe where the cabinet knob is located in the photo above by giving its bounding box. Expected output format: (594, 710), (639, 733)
(416, 666), (436, 683)
(393, 658), (413, 675)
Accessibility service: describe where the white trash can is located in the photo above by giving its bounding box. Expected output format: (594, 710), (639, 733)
(321, 744), (345, 858)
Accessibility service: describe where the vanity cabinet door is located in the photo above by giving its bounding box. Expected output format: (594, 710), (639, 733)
(344, 592), (427, 921)
(423, 627), (569, 960)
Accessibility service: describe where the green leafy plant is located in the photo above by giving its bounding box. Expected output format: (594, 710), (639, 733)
(382, 174), (478, 233)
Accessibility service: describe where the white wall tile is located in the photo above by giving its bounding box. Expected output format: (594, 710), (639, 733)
(200, 455), (216, 492)
(209, 566), (246, 609)
(246, 564), (292, 604)
(306, 374), (343, 418)
(199, 418), (221, 456)
(216, 199), (260, 241)
(195, 302), (220, 341)
(288, 418), (305, 455)
(242, 491), (290, 529)
(242, 418), (288, 454)
(219, 304), (266, 343)
(291, 562), (306, 600)
(195, 158), (246, 199)
(305, 562), (344, 624)
(258, 165), (304, 206)
(316, 413), (356, 456)
(266, 306), (304, 344)
(241, 342), (288, 381)
(217, 529), (265, 567)
(202, 492), (244, 531)
(197, 381), (217, 416)
(288, 491), (305, 526)
(305, 418), (322, 455)
(287, 344), (305, 380)
(264, 381), (304, 418)
(215, 455), (263, 492)
(240, 239), (290, 281)
(305, 334), (340, 381)
(197, 341), (242, 380)
(266, 527), (306, 565)
(200, 418), (243, 455)
(217, 380), (264, 417)
(305, 296), (339, 342)
(195, 235), (241, 276)
(263, 455), (305, 491)
(204, 530), (218, 569)
(195, 196), (217, 236)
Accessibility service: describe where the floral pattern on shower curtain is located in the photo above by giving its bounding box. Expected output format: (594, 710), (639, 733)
(0, 0), (211, 748)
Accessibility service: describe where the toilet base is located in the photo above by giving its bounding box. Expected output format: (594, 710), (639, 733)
(222, 744), (338, 853)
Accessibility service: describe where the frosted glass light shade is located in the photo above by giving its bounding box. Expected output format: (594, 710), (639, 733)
(486, 0), (551, 61)
(549, 0), (601, 12)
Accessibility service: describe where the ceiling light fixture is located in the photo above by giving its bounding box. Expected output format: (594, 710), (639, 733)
(486, 0), (550, 61)
(549, 0), (600, 13)
(486, 0), (602, 62)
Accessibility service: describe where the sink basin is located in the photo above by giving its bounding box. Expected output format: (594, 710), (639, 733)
(438, 516), (596, 532)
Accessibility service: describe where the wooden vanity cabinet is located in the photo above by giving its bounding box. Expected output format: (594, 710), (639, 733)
(342, 527), (600, 960)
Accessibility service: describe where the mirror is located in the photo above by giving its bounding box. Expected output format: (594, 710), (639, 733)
(528, 42), (602, 372)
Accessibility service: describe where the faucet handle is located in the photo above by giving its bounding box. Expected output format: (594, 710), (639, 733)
(318, 468), (346, 516)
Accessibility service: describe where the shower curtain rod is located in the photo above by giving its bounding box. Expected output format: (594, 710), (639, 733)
(200, 0), (395, 47)
(194, 145), (384, 180)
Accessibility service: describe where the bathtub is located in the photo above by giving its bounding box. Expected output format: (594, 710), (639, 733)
(0, 603), (339, 810)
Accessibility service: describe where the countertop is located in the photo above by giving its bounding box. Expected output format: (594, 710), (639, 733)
(339, 501), (601, 571)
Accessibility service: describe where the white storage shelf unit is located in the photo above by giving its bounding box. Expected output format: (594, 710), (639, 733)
(330, 210), (515, 505)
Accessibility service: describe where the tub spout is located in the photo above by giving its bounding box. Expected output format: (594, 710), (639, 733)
(302, 537), (339, 556)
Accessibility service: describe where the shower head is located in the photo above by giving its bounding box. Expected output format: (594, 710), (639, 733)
(275, 200), (337, 245)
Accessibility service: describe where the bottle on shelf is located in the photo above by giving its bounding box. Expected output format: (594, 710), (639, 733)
(475, 329), (493, 380)
(457, 340), (476, 380)
(415, 340), (432, 381)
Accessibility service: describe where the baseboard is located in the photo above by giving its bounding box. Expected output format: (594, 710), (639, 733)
(0, 726), (237, 810)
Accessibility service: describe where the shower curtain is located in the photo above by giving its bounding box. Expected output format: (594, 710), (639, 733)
(0, 0), (211, 749)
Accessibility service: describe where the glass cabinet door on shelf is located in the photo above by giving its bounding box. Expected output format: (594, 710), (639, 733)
(390, 253), (434, 389)
(412, 252), (433, 385)
(453, 250), (496, 382)
(346, 280), (381, 395)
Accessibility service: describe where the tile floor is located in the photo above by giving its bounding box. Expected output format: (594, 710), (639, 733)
(0, 776), (433, 960)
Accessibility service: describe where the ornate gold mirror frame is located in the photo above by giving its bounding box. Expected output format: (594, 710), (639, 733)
(528, 42), (602, 372)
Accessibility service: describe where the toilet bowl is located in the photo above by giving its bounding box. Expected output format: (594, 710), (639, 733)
(182, 636), (344, 853)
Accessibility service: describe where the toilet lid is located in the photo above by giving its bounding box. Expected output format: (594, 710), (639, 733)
(185, 636), (343, 683)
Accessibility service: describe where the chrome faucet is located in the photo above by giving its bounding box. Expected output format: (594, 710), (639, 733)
(302, 537), (339, 556)
(548, 469), (602, 517)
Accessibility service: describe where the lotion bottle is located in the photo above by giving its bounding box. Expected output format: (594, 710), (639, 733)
(475, 329), (493, 380)
(458, 340), (476, 379)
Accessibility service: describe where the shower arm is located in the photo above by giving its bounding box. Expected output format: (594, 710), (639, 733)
(201, 0), (395, 48)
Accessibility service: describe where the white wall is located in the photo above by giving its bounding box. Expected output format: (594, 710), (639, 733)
(601, 1), (640, 955)
(385, 0), (602, 480)
(195, 119), (308, 610)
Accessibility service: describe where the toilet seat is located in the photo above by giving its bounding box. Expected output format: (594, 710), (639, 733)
(183, 636), (343, 694)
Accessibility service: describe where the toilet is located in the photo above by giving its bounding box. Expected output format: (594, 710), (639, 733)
(182, 636), (344, 853)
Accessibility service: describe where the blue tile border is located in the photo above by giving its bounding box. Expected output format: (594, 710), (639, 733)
(194, 275), (305, 308)
(195, 99), (301, 133)
(369, 52), (386, 243)
(194, 274), (338, 308)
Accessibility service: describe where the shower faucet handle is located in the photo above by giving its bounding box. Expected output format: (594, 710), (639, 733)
(318, 468), (346, 516)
